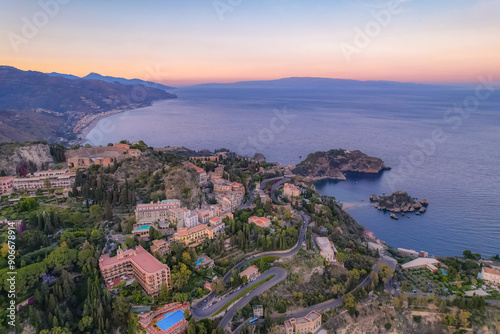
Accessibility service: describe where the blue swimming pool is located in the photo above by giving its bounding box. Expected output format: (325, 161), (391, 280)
(136, 225), (150, 231)
(196, 258), (205, 265)
(441, 269), (447, 275)
(156, 309), (184, 331)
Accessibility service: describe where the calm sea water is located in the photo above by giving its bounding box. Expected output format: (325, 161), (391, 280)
(86, 87), (500, 257)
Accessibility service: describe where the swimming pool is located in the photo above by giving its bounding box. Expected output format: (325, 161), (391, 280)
(136, 225), (151, 231)
(156, 309), (184, 331)
(441, 269), (447, 275)
(196, 258), (205, 266)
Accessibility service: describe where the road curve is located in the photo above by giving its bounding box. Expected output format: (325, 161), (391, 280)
(218, 267), (287, 330)
(191, 213), (309, 319)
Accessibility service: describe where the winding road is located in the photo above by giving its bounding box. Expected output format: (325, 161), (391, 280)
(191, 213), (309, 320)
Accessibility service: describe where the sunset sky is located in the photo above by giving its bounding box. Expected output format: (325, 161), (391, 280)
(1, 0), (499, 86)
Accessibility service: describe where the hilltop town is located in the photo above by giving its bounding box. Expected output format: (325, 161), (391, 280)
(1, 141), (499, 334)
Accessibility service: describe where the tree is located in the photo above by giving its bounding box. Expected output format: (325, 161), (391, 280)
(212, 278), (225, 294)
(44, 178), (52, 189)
(458, 310), (471, 328)
(44, 246), (78, 271)
(112, 296), (131, 327)
(19, 197), (38, 211)
(104, 201), (113, 221)
(89, 204), (103, 220)
(335, 252), (347, 263)
(343, 294), (357, 315)
(170, 263), (192, 290)
(90, 229), (103, 245)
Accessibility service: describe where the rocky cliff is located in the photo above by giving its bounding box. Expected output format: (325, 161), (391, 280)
(164, 168), (202, 210)
(292, 149), (389, 180)
(0, 142), (55, 175)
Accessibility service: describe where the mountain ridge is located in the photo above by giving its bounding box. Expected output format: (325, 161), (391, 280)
(47, 71), (176, 91)
(185, 77), (453, 89)
(0, 66), (176, 143)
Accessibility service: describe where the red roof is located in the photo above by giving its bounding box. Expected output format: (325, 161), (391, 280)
(100, 246), (168, 274)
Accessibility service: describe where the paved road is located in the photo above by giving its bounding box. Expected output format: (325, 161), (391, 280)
(192, 267), (287, 319)
(218, 267), (287, 330)
(268, 177), (290, 202)
(238, 178), (255, 210)
(191, 213), (309, 319)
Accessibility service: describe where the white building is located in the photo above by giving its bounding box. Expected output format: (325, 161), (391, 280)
(315, 236), (337, 262)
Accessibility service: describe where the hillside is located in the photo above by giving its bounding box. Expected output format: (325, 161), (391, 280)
(0, 66), (177, 143)
(293, 149), (389, 180)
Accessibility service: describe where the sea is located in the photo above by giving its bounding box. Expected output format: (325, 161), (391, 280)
(85, 86), (500, 257)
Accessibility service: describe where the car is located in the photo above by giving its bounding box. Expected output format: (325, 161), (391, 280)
(204, 299), (207, 303)
(412, 290), (417, 293)
(246, 293), (249, 296)
(237, 287), (241, 291)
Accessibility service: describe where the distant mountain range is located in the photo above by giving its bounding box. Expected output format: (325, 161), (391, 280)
(48, 72), (176, 91)
(0, 66), (176, 143)
(187, 77), (450, 89)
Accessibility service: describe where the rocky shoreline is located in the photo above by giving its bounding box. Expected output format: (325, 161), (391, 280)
(370, 190), (428, 220)
(293, 148), (390, 181)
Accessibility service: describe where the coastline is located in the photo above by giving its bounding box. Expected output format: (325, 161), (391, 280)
(75, 109), (125, 143)
(341, 202), (362, 210)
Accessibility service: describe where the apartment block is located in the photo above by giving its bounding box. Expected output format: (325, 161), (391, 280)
(283, 183), (300, 199)
(183, 209), (199, 228)
(99, 246), (170, 296)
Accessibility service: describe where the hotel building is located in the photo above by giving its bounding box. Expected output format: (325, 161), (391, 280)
(135, 199), (181, 222)
(173, 224), (214, 246)
(12, 170), (76, 190)
(99, 246), (170, 296)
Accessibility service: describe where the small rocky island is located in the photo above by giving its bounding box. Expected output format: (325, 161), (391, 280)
(292, 148), (390, 181)
(370, 191), (428, 220)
